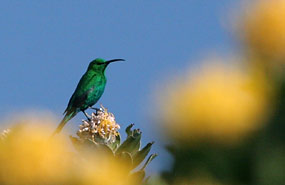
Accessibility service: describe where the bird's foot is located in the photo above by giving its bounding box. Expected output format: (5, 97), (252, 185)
(83, 111), (91, 121)
(90, 107), (103, 115)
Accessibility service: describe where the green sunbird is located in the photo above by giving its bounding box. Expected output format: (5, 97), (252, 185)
(54, 58), (124, 134)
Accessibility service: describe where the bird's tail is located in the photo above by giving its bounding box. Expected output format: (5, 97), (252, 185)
(52, 111), (76, 136)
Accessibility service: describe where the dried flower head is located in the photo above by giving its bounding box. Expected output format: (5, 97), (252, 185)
(77, 105), (120, 144)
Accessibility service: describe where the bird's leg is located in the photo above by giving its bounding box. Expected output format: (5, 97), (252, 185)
(90, 107), (102, 115)
(83, 111), (91, 121)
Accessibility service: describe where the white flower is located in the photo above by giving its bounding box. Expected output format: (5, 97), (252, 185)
(77, 105), (120, 144)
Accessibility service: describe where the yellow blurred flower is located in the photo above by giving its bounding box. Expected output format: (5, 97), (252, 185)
(0, 116), (136, 185)
(158, 58), (272, 145)
(240, 0), (285, 63)
(0, 121), (74, 184)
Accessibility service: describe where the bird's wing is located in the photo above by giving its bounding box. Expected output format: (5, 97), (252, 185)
(64, 72), (97, 113)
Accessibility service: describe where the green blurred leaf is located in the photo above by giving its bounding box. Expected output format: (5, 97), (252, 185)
(69, 136), (97, 151)
(116, 151), (133, 170)
(133, 142), (154, 168)
(81, 138), (98, 149)
(141, 154), (157, 171)
(93, 133), (106, 144)
(129, 170), (145, 184)
(70, 136), (114, 156)
(109, 133), (121, 151)
(116, 131), (141, 155)
(144, 176), (168, 185)
(125, 124), (134, 137)
(95, 143), (114, 156)
(142, 176), (150, 185)
(70, 137), (98, 156)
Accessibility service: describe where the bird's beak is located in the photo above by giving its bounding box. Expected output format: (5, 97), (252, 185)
(106, 59), (125, 64)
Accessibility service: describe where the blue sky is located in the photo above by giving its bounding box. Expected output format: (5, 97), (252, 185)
(0, 0), (238, 173)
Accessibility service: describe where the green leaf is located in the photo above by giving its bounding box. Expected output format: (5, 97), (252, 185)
(141, 153), (158, 171)
(131, 129), (142, 153)
(108, 133), (121, 151)
(95, 143), (114, 156)
(133, 129), (141, 137)
(82, 138), (98, 148)
(116, 131), (142, 155)
(116, 152), (133, 170)
(70, 136), (97, 151)
(70, 137), (97, 156)
(129, 170), (145, 184)
(133, 142), (154, 168)
(125, 123), (134, 137)
(70, 136), (114, 156)
(93, 133), (106, 144)
(142, 176), (150, 185)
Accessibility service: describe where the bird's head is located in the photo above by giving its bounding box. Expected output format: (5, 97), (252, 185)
(88, 58), (125, 72)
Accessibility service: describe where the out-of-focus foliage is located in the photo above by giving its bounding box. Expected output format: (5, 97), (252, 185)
(173, 177), (224, 185)
(157, 79), (285, 185)
(152, 1), (285, 185)
(0, 108), (156, 185)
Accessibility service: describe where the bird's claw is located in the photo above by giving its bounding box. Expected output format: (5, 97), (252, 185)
(83, 111), (91, 120)
(90, 107), (103, 115)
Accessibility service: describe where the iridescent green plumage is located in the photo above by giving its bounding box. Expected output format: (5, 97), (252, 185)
(54, 58), (124, 134)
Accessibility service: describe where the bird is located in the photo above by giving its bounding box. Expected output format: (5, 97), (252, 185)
(53, 58), (124, 134)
